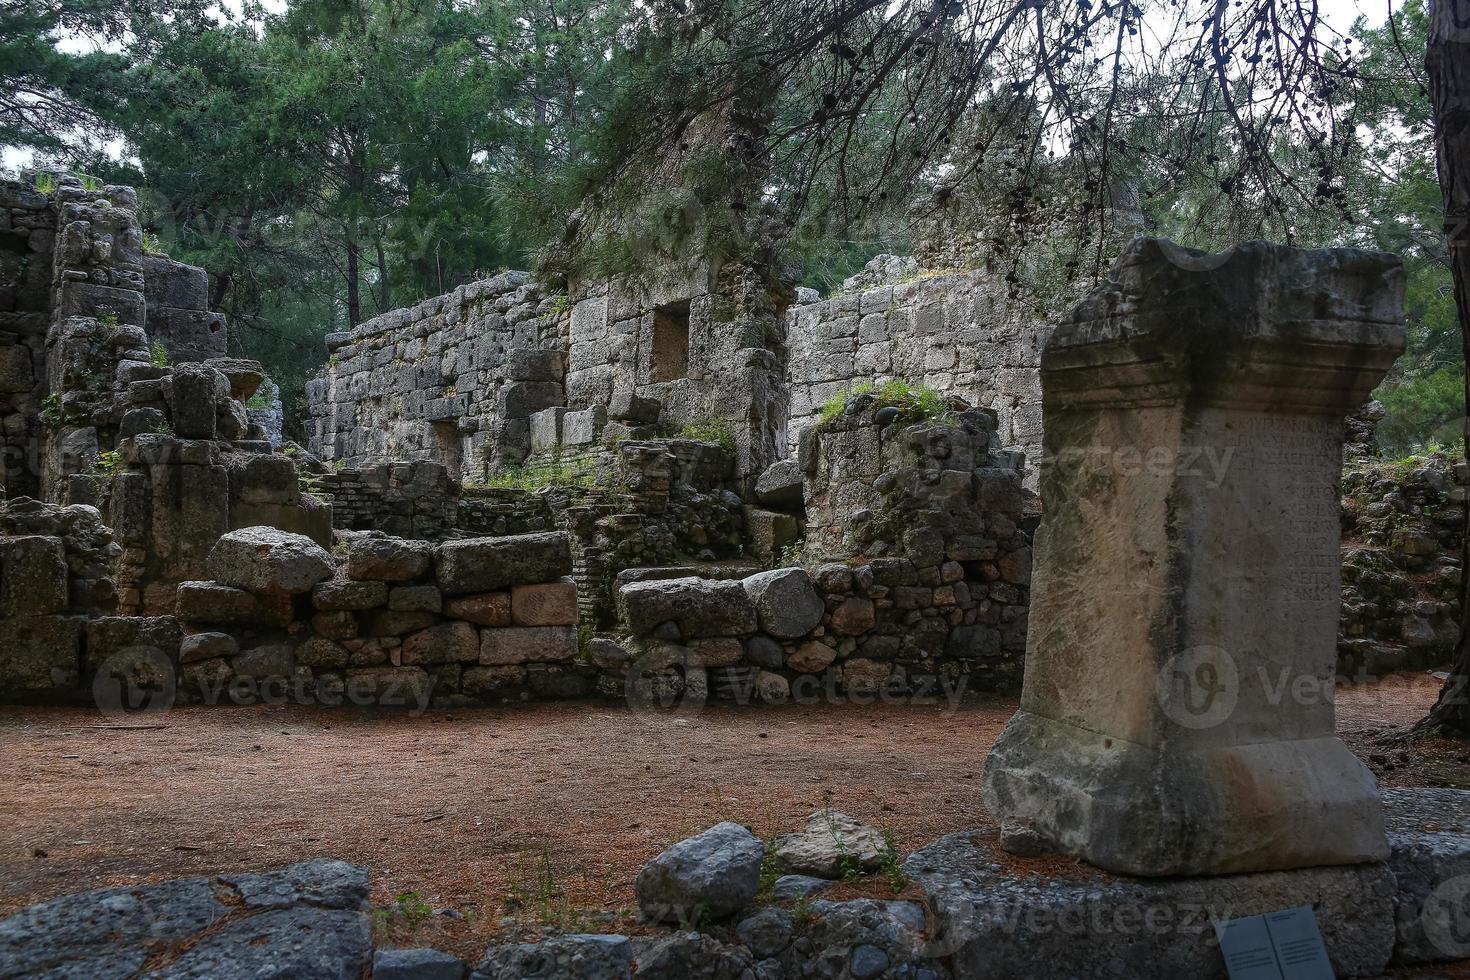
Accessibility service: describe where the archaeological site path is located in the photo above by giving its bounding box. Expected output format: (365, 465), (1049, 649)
(0, 674), (1460, 965)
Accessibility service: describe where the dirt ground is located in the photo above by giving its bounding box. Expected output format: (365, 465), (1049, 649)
(1, 670), (1466, 965)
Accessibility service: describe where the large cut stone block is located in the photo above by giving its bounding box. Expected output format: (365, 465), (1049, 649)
(142, 254), (209, 311)
(0, 616), (83, 692)
(147, 308), (228, 363)
(983, 239), (1406, 876)
(436, 533), (572, 596)
(0, 535), (68, 617)
(618, 577), (759, 639)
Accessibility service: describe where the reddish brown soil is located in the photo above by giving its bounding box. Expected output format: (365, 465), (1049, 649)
(0, 670), (1464, 965)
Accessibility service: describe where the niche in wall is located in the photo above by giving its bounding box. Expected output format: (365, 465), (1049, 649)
(650, 300), (691, 383)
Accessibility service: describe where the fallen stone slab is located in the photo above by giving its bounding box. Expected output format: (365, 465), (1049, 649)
(775, 810), (888, 878)
(635, 821), (764, 924)
(903, 828), (1396, 979)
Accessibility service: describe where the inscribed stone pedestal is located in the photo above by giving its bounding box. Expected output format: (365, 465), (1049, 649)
(983, 239), (1406, 875)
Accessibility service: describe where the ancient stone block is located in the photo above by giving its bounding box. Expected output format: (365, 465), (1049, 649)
(560, 406), (606, 446)
(436, 532), (572, 596)
(741, 568), (823, 639)
(148, 309), (227, 363)
(312, 579), (389, 611)
(497, 381), (562, 419)
(167, 363), (227, 439)
(175, 581), (260, 625)
(0, 615), (82, 691)
(504, 348), (564, 382)
(84, 616), (182, 673)
(1, 535), (67, 616)
(444, 592), (511, 626)
(528, 407), (565, 451)
(180, 632), (239, 664)
(345, 536), (434, 581)
(618, 577), (758, 639)
(58, 282), (145, 327)
(400, 621), (478, 665)
(142, 254), (209, 311)
(207, 527), (335, 596)
(983, 239), (1406, 876)
(0, 344), (32, 394)
(479, 626), (576, 665)
(510, 578), (577, 627)
(388, 585), (442, 613)
(461, 664), (527, 695)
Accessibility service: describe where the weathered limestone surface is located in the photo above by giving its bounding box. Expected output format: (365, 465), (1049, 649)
(785, 257), (1049, 483)
(905, 829), (1397, 978)
(984, 239), (1406, 876)
(303, 272), (565, 477)
(0, 859), (371, 980)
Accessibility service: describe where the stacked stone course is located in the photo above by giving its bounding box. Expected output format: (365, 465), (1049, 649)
(304, 271), (567, 477)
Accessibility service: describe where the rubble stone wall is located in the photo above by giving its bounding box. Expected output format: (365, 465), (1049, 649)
(304, 272), (567, 478)
(1340, 451), (1465, 675)
(0, 182), (55, 499)
(784, 263), (1049, 479)
(564, 265), (788, 491)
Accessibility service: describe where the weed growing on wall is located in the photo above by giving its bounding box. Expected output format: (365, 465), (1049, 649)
(673, 417), (736, 453)
(818, 379), (946, 426)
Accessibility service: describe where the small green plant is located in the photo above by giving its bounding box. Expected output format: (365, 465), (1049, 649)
(142, 231), (166, 255)
(674, 417), (736, 454)
(371, 890), (434, 942)
(485, 453), (598, 491)
(94, 451), (121, 476)
(247, 378), (277, 410)
(40, 393), (62, 425)
(33, 172), (55, 194)
(790, 896), (815, 928)
(503, 847), (589, 928)
(818, 379), (946, 427)
(148, 341), (170, 368)
(78, 174), (103, 192)
(771, 540), (805, 570)
(757, 837), (781, 902)
(879, 830), (909, 894)
(154, 420), (174, 437)
(98, 310), (120, 332)
(551, 294), (572, 316)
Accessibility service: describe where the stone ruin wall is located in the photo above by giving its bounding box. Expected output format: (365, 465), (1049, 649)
(304, 271), (567, 480)
(305, 256), (1044, 492)
(784, 261), (1048, 482)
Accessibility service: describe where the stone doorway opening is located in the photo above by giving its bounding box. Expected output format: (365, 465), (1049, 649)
(650, 300), (691, 382)
(431, 420), (463, 482)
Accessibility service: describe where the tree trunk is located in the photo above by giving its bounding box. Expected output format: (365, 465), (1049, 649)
(1416, 0), (1470, 737)
(346, 230), (361, 328)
